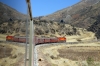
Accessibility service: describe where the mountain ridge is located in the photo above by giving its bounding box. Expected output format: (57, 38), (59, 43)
(41, 0), (100, 23)
(40, 0), (100, 38)
(0, 2), (27, 24)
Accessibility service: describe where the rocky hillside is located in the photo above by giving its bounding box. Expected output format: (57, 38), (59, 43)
(0, 18), (90, 37)
(87, 15), (100, 39)
(41, 0), (100, 28)
(0, 2), (27, 35)
(33, 20), (90, 37)
(40, 0), (100, 38)
(0, 2), (27, 25)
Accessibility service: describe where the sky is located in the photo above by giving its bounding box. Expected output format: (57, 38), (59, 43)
(0, 0), (81, 17)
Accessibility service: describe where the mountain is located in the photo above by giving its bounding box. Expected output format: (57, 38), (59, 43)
(0, 2), (27, 24)
(41, 0), (100, 28)
(0, 2), (28, 35)
(40, 0), (100, 27)
(0, 1), (96, 40)
(40, 0), (100, 39)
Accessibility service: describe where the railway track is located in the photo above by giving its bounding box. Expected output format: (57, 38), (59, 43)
(0, 39), (100, 45)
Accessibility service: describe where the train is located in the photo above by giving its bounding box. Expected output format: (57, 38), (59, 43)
(6, 36), (66, 44)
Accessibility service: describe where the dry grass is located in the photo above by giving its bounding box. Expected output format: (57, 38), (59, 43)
(37, 43), (100, 66)
(0, 34), (7, 41)
(0, 42), (25, 66)
(58, 46), (100, 61)
(0, 44), (12, 59)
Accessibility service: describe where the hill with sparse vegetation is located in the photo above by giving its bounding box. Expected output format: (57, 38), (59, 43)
(40, 0), (100, 39)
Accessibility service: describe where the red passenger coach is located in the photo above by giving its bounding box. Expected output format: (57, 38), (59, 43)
(37, 38), (44, 44)
(44, 38), (50, 43)
(50, 37), (58, 43)
(18, 37), (26, 43)
(13, 36), (19, 42)
(34, 36), (38, 44)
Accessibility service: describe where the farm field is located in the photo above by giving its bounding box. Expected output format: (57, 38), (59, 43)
(37, 42), (100, 66)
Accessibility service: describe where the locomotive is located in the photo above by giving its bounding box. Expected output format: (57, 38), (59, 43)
(6, 36), (66, 44)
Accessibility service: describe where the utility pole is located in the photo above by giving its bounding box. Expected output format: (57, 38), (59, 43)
(24, 5), (29, 66)
(26, 0), (34, 66)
